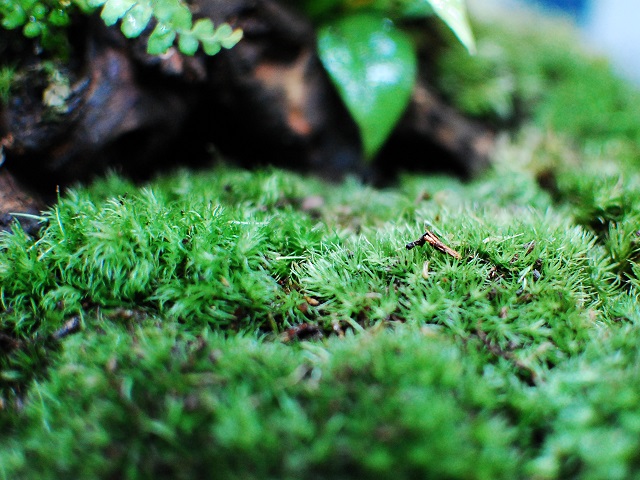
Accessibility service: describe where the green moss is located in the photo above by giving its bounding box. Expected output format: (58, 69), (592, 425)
(3, 5), (640, 478)
(0, 323), (523, 479)
(1, 146), (640, 476)
(0, 64), (15, 104)
(521, 324), (640, 479)
(436, 12), (640, 160)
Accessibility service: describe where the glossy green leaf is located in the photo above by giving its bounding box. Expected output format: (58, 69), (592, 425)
(153, 0), (191, 31)
(120, 3), (152, 38)
(427, 0), (475, 53)
(318, 13), (417, 159)
(178, 32), (198, 55)
(147, 22), (176, 55)
(100, 0), (136, 26)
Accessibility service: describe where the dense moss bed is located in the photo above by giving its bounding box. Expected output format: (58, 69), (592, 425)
(4, 8), (640, 479)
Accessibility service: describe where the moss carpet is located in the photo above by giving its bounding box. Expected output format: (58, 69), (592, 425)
(3, 7), (640, 479)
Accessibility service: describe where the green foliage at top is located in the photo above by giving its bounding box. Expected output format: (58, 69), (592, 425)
(0, 0), (242, 57)
(87, 0), (242, 56)
(0, 0), (469, 160)
(299, 0), (475, 54)
(0, 0), (72, 53)
(311, 0), (475, 160)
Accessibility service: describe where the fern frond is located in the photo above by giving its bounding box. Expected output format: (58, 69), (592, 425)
(86, 0), (242, 56)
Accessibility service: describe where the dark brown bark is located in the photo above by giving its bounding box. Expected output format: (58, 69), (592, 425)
(0, 168), (45, 235)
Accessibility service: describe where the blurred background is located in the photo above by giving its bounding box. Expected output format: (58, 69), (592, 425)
(524, 0), (640, 83)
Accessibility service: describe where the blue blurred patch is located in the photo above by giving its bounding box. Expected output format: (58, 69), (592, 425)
(530, 0), (588, 17)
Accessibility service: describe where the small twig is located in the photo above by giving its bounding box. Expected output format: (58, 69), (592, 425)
(51, 316), (81, 341)
(406, 229), (461, 259)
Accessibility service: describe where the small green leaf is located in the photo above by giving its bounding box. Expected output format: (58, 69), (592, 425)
(120, 3), (152, 38)
(426, 0), (475, 53)
(298, 0), (342, 19)
(178, 32), (198, 55)
(1, 7), (27, 29)
(318, 13), (417, 159)
(186, 19), (241, 56)
(85, 0), (107, 8)
(48, 9), (70, 27)
(31, 3), (47, 20)
(153, 0), (191, 31)
(220, 28), (243, 49)
(147, 22), (176, 55)
(22, 20), (42, 38)
(191, 18), (214, 38)
(100, 0), (136, 26)
(72, 0), (96, 13)
(170, 4), (192, 31)
(194, 21), (220, 51)
(201, 39), (221, 56)
(16, 0), (38, 11)
(212, 23), (232, 40)
(397, 0), (434, 17)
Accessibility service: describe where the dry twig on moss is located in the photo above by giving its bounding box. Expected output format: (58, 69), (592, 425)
(406, 229), (461, 259)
